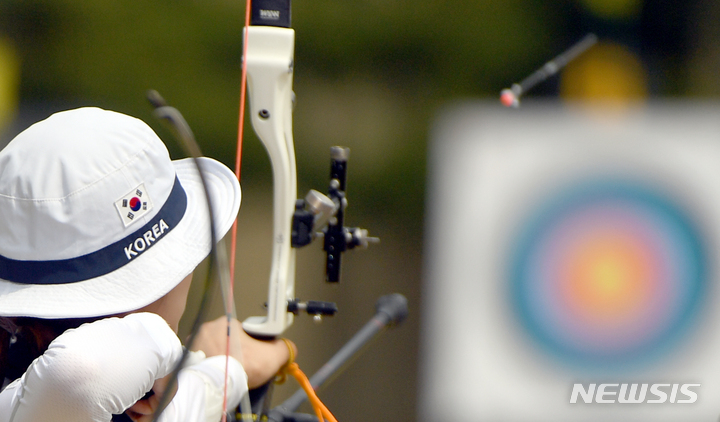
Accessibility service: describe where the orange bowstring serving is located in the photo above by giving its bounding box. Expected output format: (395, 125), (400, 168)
(228, 0), (252, 297)
(222, 1), (253, 420)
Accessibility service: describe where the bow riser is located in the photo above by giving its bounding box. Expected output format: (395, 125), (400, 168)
(242, 26), (297, 337)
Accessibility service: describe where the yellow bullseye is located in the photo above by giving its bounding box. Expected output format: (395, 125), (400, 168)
(563, 233), (652, 324)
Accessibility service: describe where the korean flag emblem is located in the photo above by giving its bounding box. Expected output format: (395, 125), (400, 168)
(114, 183), (154, 227)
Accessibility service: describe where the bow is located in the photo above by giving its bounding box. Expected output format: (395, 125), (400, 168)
(150, 1), (378, 419)
(237, 0), (299, 336)
(236, 0), (377, 338)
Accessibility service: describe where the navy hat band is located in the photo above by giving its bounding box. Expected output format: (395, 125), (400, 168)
(0, 177), (187, 285)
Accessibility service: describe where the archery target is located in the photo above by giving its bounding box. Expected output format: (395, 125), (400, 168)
(421, 102), (720, 421)
(509, 180), (707, 369)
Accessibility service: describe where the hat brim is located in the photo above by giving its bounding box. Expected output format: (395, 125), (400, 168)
(0, 157), (241, 318)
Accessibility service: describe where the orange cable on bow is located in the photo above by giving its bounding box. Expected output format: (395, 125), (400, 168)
(281, 362), (339, 422)
(273, 340), (338, 422)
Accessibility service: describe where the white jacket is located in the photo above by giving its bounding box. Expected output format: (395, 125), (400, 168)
(0, 313), (247, 422)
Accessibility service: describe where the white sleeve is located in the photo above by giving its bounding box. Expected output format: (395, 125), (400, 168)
(0, 313), (182, 422)
(158, 353), (248, 422)
(0, 313), (250, 422)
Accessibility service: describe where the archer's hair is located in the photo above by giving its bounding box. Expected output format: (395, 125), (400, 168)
(0, 321), (11, 382)
(0, 317), (96, 383)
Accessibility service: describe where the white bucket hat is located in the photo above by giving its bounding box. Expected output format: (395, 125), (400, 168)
(0, 107), (241, 318)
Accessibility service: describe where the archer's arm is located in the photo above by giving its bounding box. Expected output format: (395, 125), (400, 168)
(0, 313), (181, 422)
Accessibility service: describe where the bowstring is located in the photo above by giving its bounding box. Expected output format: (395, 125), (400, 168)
(147, 99), (229, 422)
(222, 0), (253, 420)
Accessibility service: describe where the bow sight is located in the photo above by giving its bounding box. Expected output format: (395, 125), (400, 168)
(289, 146), (379, 321)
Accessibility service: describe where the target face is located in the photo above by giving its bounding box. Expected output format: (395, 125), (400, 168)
(509, 180), (708, 368)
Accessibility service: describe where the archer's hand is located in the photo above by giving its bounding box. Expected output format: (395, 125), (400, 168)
(192, 316), (297, 389)
(125, 374), (178, 422)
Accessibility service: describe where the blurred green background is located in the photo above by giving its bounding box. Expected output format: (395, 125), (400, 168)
(0, 0), (718, 420)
